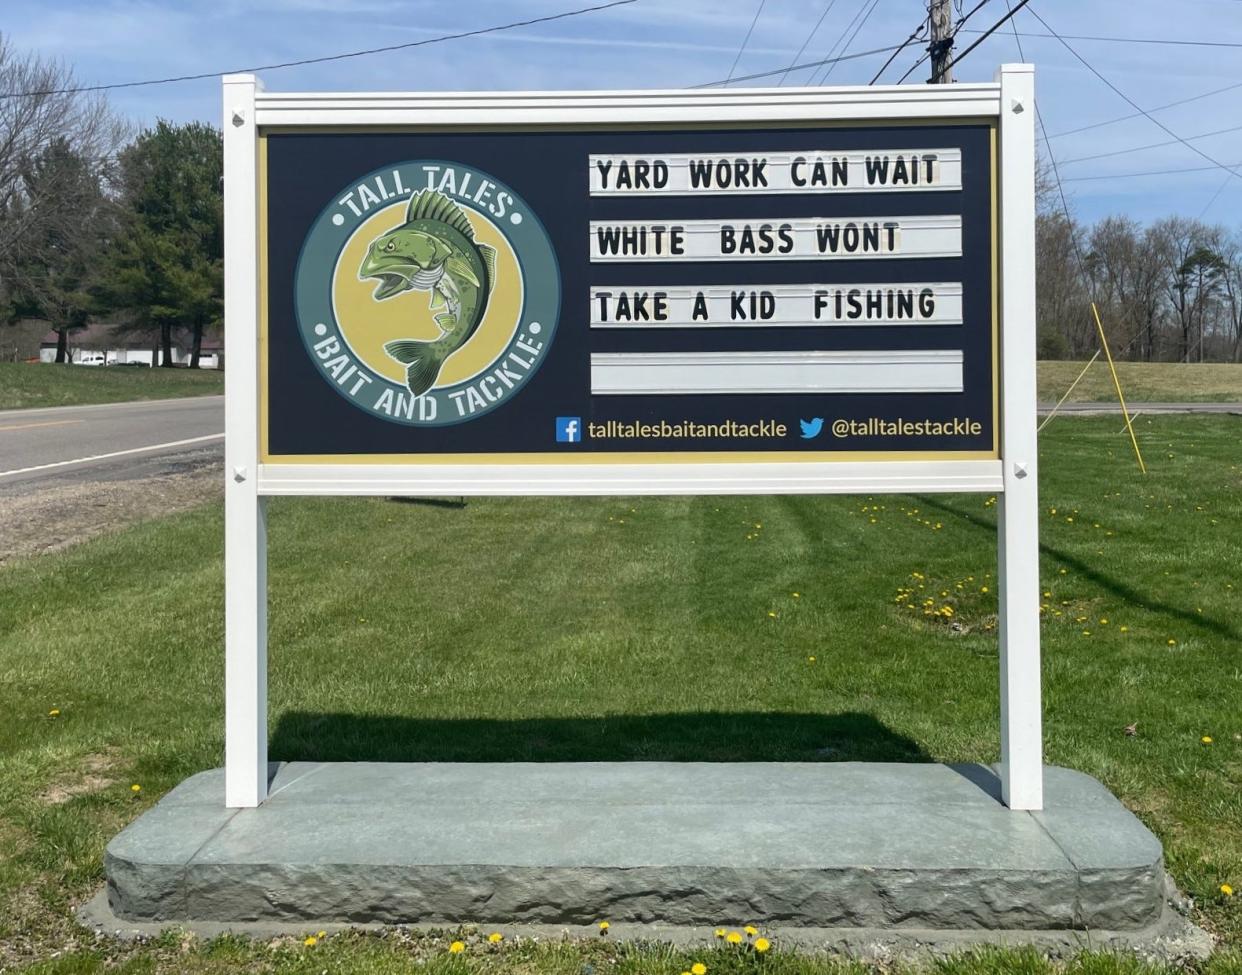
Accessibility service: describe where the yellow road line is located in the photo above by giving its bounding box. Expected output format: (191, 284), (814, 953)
(0, 419), (81, 432)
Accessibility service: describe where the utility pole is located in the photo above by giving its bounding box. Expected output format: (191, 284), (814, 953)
(928, 0), (953, 84)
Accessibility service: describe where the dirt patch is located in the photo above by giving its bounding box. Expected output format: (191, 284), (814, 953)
(0, 454), (220, 565)
(38, 753), (120, 805)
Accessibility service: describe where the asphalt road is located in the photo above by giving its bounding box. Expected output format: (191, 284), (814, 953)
(0, 395), (224, 491)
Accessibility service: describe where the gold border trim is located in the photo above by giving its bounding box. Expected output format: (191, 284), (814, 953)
(258, 122), (1001, 466)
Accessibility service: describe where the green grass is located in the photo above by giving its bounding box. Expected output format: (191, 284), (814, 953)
(0, 362), (224, 410)
(1037, 361), (1242, 404)
(0, 415), (1239, 973)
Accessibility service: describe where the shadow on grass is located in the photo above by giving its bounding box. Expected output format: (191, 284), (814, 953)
(386, 496), (467, 510)
(270, 710), (932, 765)
(912, 494), (1240, 641)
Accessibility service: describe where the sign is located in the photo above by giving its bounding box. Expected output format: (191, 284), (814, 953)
(224, 70), (1041, 812)
(261, 124), (996, 463)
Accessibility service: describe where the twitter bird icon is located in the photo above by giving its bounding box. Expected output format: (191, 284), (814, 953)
(800, 417), (824, 439)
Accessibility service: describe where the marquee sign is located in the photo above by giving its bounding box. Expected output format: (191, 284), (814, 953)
(262, 122), (996, 466)
(224, 69), (1041, 812)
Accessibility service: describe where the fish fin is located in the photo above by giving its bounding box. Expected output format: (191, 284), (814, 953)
(477, 244), (496, 286)
(404, 355), (444, 397)
(383, 339), (429, 364)
(434, 312), (459, 332)
(383, 339), (444, 395)
(444, 255), (480, 289)
(405, 190), (474, 239)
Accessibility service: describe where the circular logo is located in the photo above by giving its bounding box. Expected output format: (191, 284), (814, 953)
(295, 160), (560, 426)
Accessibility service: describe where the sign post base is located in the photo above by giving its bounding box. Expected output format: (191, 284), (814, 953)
(106, 761), (1161, 930)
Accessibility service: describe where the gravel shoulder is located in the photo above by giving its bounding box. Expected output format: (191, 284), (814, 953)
(0, 447), (222, 565)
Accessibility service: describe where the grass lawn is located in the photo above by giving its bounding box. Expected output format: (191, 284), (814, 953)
(1036, 361), (1242, 404)
(0, 414), (1238, 974)
(0, 362), (224, 410)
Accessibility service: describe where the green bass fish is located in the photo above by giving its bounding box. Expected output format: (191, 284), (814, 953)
(359, 190), (496, 396)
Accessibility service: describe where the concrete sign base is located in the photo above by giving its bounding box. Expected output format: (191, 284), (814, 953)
(105, 762), (1165, 930)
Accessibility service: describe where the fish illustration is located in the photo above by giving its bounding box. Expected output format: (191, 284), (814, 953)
(359, 190), (496, 396)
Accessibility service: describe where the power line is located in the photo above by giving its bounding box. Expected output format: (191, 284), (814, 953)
(724, 0), (768, 86)
(0, 0), (638, 100)
(806, 0), (873, 85)
(1059, 122), (1242, 166)
(954, 0), (994, 29)
(693, 42), (903, 88)
(959, 28), (1242, 48)
(895, 48), (933, 84)
(1044, 80), (1242, 140)
(869, 22), (929, 84)
(817, 0), (882, 84)
(1061, 160), (1242, 181)
(1002, 1), (1085, 274)
(929, 0), (1030, 83)
(777, 0), (842, 86)
(1025, 6), (1242, 185)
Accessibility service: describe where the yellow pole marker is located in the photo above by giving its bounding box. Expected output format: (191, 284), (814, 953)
(1036, 351), (1101, 433)
(1091, 301), (1146, 474)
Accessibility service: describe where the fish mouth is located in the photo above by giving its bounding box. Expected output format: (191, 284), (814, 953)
(360, 261), (444, 301)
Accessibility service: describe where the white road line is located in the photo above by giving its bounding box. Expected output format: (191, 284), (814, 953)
(0, 433), (224, 479)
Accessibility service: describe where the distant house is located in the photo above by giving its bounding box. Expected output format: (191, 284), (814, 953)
(38, 323), (223, 369)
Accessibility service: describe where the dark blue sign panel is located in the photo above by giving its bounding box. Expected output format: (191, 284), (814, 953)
(262, 124), (996, 460)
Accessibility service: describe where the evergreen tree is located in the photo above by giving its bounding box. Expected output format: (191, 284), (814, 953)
(105, 120), (222, 367)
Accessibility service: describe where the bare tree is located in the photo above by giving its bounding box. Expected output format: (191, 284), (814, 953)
(0, 34), (127, 293)
(1036, 211), (1089, 358)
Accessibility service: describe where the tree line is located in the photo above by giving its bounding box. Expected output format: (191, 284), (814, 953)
(0, 36), (222, 367)
(1034, 166), (1241, 363)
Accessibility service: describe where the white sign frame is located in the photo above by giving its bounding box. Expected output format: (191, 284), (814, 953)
(222, 66), (1040, 810)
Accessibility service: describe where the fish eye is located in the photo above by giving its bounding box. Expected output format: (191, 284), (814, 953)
(384, 240), (396, 252)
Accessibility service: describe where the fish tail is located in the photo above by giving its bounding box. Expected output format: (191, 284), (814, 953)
(383, 339), (447, 396)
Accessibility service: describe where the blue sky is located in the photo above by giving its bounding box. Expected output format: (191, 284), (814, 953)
(6, 0), (1241, 226)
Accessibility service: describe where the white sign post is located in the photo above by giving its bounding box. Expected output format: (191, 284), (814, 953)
(221, 66), (1041, 810)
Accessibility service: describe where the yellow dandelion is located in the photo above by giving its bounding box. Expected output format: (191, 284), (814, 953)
(488, 932), (503, 943)
(808, 656), (815, 663)
(317, 930), (326, 938)
(598, 921), (610, 933)
(449, 941), (465, 954)
(1120, 625), (1129, 633)
(1202, 736), (1213, 744)
(1099, 618), (1108, 625)
(304, 936), (318, 947)
(691, 964), (708, 975)
(744, 925), (758, 936)
(726, 932), (743, 944)
(768, 611), (777, 618)
(980, 586), (989, 593)
(715, 929), (727, 939)
(1221, 884), (1234, 897)
(1168, 639), (1177, 646)
(48, 708), (60, 717)
(792, 592), (801, 598)
(130, 784), (141, 794)
(754, 938), (771, 953)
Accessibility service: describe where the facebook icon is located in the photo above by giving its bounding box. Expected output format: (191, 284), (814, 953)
(555, 417), (582, 443)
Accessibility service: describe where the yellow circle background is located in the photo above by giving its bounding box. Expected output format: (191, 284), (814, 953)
(331, 199), (523, 387)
